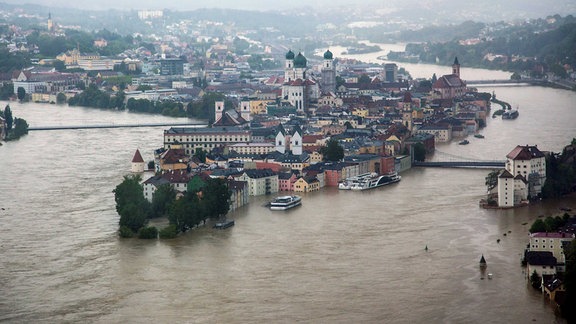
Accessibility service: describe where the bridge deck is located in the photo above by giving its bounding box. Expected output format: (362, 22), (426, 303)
(28, 122), (206, 131)
(413, 161), (505, 168)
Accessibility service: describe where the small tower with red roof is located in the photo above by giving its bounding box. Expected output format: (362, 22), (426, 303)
(131, 149), (145, 173)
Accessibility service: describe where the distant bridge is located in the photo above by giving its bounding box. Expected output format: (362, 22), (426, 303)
(413, 150), (505, 169)
(28, 121), (207, 131)
(413, 161), (505, 168)
(466, 79), (544, 85)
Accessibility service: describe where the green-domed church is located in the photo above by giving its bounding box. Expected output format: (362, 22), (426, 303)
(282, 49), (335, 114)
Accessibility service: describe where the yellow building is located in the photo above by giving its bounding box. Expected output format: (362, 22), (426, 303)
(351, 108), (369, 118)
(293, 176), (320, 193)
(249, 100), (273, 115)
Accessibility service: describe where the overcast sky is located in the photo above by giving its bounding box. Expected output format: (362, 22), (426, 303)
(3, 0), (575, 18)
(6, 0), (357, 11)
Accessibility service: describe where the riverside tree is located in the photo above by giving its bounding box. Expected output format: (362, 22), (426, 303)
(4, 105), (13, 130)
(113, 174), (150, 235)
(151, 184), (177, 218)
(485, 169), (499, 192)
(17, 87), (26, 101)
(202, 178), (230, 219)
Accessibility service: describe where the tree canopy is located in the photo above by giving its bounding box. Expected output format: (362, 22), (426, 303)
(4, 105), (13, 130)
(322, 138), (344, 162)
(113, 174), (150, 234)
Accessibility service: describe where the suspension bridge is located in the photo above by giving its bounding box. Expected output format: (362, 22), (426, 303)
(28, 121), (207, 131)
(413, 150), (505, 169)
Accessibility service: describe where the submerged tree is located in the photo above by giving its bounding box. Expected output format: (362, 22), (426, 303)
(113, 174), (150, 234)
(485, 169), (500, 192)
(4, 105), (13, 130)
(151, 184), (177, 218)
(530, 270), (541, 289)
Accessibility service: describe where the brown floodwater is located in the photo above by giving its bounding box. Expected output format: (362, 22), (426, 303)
(1, 82), (575, 323)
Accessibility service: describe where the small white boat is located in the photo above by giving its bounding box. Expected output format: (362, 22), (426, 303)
(269, 195), (302, 210)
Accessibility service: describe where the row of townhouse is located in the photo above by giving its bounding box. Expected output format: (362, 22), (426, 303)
(141, 170), (249, 212)
(524, 231), (575, 306)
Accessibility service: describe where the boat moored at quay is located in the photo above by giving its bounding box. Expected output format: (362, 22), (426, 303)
(269, 195), (302, 210)
(338, 172), (377, 190)
(349, 172), (401, 191)
(502, 109), (519, 119)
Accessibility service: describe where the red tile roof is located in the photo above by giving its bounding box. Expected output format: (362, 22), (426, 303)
(506, 145), (545, 160)
(132, 149), (144, 163)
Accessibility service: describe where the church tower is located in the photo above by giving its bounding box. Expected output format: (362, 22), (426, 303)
(401, 92), (413, 132)
(214, 101), (224, 124)
(240, 101), (251, 122)
(321, 49), (336, 94)
(290, 125), (303, 155)
(47, 12), (54, 32)
(452, 57), (460, 78)
(275, 124), (287, 154)
(284, 50), (296, 82)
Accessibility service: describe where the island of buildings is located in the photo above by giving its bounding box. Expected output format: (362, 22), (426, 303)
(123, 50), (495, 215)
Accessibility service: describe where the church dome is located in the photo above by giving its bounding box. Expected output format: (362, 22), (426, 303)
(285, 50), (295, 60)
(294, 52), (307, 68)
(323, 49), (333, 60)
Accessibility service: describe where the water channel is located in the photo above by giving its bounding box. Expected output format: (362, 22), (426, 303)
(1, 59), (575, 322)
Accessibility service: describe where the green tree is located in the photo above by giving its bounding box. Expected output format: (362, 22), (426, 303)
(358, 74), (371, 84)
(56, 92), (67, 104)
(167, 192), (202, 233)
(530, 270), (541, 289)
(17, 87), (26, 101)
(151, 184), (177, 218)
(510, 72), (521, 80)
(159, 224), (178, 239)
(5, 117), (29, 140)
(563, 240), (576, 321)
(113, 174), (150, 233)
(53, 60), (66, 72)
(202, 178), (230, 220)
(4, 105), (13, 130)
(485, 170), (500, 192)
(0, 82), (14, 100)
(136, 84), (153, 91)
(529, 219), (547, 233)
(138, 226), (158, 239)
(322, 138), (344, 162)
(194, 148), (207, 163)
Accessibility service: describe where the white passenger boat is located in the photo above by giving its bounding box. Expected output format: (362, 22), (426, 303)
(338, 172), (377, 190)
(349, 172), (401, 191)
(269, 195), (302, 210)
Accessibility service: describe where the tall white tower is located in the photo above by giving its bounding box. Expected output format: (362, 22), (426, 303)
(240, 101), (251, 122)
(321, 49), (336, 94)
(284, 50), (296, 82)
(214, 101), (224, 123)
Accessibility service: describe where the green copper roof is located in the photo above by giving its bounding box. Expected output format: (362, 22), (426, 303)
(323, 49), (333, 59)
(286, 50), (295, 60)
(294, 52), (307, 68)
